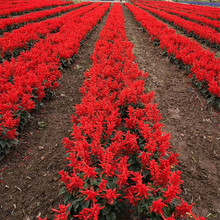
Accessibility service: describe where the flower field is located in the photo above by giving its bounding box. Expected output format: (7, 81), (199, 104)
(0, 0), (219, 220)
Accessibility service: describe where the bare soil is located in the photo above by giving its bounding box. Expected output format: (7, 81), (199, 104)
(123, 5), (220, 219)
(0, 8), (110, 220)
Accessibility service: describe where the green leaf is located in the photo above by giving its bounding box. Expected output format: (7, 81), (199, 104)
(64, 192), (72, 204)
(106, 215), (111, 220)
(0, 140), (7, 149)
(58, 187), (67, 196)
(207, 95), (216, 105)
(10, 139), (18, 145)
(110, 212), (116, 220)
(99, 216), (105, 220)
(82, 200), (90, 209)
(67, 201), (74, 213)
(163, 205), (171, 217)
(217, 100), (220, 110)
(103, 206), (111, 215)
(137, 205), (143, 215)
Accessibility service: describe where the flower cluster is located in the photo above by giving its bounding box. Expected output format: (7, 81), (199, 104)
(53, 3), (204, 220)
(0, 2), (90, 34)
(0, 0), (72, 18)
(125, 3), (220, 106)
(0, 3), (110, 155)
(133, 2), (220, 48)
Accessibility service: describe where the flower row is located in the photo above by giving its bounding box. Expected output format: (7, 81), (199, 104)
(134, 2), (220, 48)
(0, 3), (110, 155)
(0, 3), (99, 62)
(0, 0), (62, 10)
(142, 1), (220, 31)
(125, 3), (219, 106)
(43, 3), (204, 220)
(141, 0), (220, 20)
(0, 2), (90, 34)
(0, 0), (72, 18)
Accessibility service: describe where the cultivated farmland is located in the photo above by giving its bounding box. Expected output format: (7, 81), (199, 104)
(0, 0), (219, 219)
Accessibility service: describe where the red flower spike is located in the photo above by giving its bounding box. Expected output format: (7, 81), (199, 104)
(149, 198), (167, 216)
(74, 203), (104, 220)
(101, 188), (121, 205)
(80, 187), (99, 203)
(175, 199), (194, 218)
(52, 204), (70, 220)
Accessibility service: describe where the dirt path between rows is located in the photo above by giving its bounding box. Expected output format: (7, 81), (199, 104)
(0, 8), (111, 220)
(123, 5), (220, 219)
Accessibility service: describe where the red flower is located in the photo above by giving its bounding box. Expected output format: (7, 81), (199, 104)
(175, 199), (194, 218)
(6, 129), (17, 140)
(80, 187), (99, 203)
(149, 198), (167, 215)
(101, 188), (121, 204)
(117, 156), (130, 189)
(138, 151), (151, 168)
(59, 171), (84, 193)
(52, 204), (70, 220)
(74, 203), (104, 220)
(98, 178), (107, 192)
(124, 187), (136, 206)
(81, 164), (98, 180)
(135, 182), (151, 200)
(163, 184), (181, 203)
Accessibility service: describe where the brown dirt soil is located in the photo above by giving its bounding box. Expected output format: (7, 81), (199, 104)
(123, 5), (220, 219)
(0, 8), (111, 220)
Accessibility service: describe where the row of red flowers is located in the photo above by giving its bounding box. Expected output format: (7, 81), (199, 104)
(39, 3), (205, 220)
(125, 3), (220, 107)
(0, 3), (110, 155)
(0, 0), (72, 18)
(0, 0), (66, 11)
(141, 1), (220, 31)
(133, 2), (220, 48)
(0, 2), (97, 62)
(0, 2), (91, 34)
(138, 0), (220, 20)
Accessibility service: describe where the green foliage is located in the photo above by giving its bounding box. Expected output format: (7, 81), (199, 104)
(0, 138), (18, 156)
